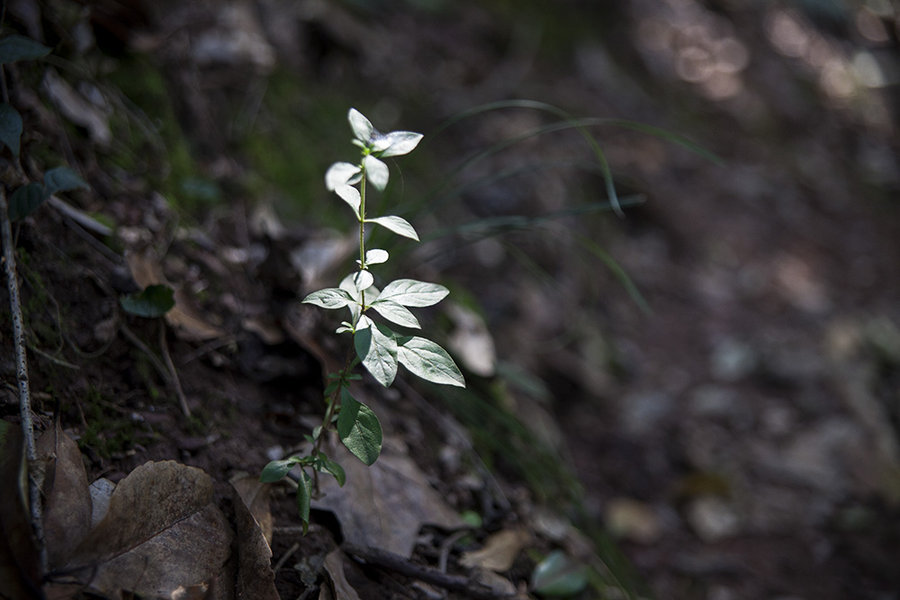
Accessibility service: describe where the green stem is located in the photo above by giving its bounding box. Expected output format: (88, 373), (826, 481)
(358, 166), (367, 308)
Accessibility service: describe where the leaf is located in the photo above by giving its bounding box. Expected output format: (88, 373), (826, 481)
(353, 269), (374, 292)
(460, 529), (531, 572)
(0, 34), (51, 64)
(326, 162), (362, 191)
(296, 469), (312, 534)
(334, 184), (361, 217)
(7, 182), (44, 221)
(302, 287), (356, 310)
(0, 103), (23, 157)
(348, 108), (374, 143)
(43, 166), (89, 197)
(260, 458), (297, 483)
(397, 336), (466, 387)
(365, 249), (389, 265)
(337, 389), (383, 465)
(364, 155), (389, 190)
(323, 550), (363, 600)
(65, 461), (232, 598)
(318, 454), (347, 487)
(369, 299), (421, 329)
(377, 279), (448, 307)
(354, 323), (398, 387)
(120, 284), (175, 318)
(529, 550), (589, 597)
(37, 424), (92, 569)
(365, 215), (419, 241)
(375, 131), (423, 157)
(230, 475), (279, 600)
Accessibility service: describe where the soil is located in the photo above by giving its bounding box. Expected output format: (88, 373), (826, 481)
(2, 1), (899, 599)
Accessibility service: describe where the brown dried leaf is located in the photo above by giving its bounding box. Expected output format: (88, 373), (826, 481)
(0, 421), (41, 599)
(230, 474), (278, 600)
(322, 550), (362, 600)
(315, 439), (463, 557)
(65, 460), (232, 598)
(460, 529), (531, 572)
(36, 424), (92, 569)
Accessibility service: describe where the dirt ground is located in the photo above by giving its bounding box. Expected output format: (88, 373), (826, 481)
(2, 1), (899, 599)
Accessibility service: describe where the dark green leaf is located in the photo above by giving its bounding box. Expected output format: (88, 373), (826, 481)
(317, 454), (346, 487)
(530, 550), (589, 597)
(0, 35), (51, 64)
(120, 284), (175, 318)
(354, 323), (398, 387)
(0, 103), (23, 157)
(43, 166), (89, 197)
(296, 469), (312, 534)
(397, 336), (465, 387)
(260, 458), (297, 483)
(7, 183), (44, 221)
(337, 389), (382, 465)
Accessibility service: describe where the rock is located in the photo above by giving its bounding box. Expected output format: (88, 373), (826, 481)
(686, 497), (741, 542)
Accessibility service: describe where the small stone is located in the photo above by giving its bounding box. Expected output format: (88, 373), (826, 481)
(604, 497), (662, 544)
(686, 497), (740, 542)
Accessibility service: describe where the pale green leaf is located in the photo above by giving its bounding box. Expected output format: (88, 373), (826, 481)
(0, 35), (51, 64)
(334, 184), (361, 216)
(120, 284), (175, 318)
(0, 103), (22, 157)
(354, 270), (374, 292)
(530, 550), (589, 597)
(364, 155), (389, 191)
(43, 166), (89, 197)
(397, 336), (465, 387)
(369, 299), (421, 329)
(355, 323), (398, 387)
(365, 216), (419, 241)
(337, 389), (383, 465)
(302, 287), (355, 310)
(376, 131), (423, 157)
(326, 162), (361, 191)
(377, 279), (448, 307)
(348, 108), (374, 143)
(365, 249), (389, 265)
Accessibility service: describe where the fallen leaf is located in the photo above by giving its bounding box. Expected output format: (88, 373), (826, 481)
(0, 421), (42, 599)
(230, 474), (278, 600)
(530, 550), (588, 597)
(322, 550), (362, 600)
(460, 529), (531, 572)
(36, 424), (92, 569)
(314, 438), (463, 557)
(64, 460), (232, 598)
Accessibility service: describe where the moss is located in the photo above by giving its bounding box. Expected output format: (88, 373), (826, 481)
(77, 385), (153, 460)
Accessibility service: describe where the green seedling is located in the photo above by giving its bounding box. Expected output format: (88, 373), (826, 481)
(261, 109), (465, 532)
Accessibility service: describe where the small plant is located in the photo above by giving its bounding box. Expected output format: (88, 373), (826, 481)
(261, 109), (465, 531)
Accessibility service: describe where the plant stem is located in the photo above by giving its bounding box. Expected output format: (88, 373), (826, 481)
(358, 167), (367, 308)
(0, 188), (46, 573)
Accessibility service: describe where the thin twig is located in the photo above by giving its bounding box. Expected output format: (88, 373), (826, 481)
(159, 320), (190, 418)
(342, 544), (515, 600)
(119, 322), (189, 417)
(0, 188), (47, 573)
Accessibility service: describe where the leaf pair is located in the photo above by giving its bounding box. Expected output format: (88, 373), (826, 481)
(7, 166), (90, 221)
(355, 323), (465, 389)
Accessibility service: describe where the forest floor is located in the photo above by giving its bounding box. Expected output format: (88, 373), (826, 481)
(2, 1), (900, 599)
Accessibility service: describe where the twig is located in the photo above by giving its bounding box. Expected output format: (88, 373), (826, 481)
(159, 320), (190, 418)
(119, 322), (189, 418)
(273, 541), (300, 573)
(342, 544), (514, 600)
(0, 188), (47, 573)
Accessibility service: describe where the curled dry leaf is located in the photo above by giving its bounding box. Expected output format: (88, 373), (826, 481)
(460, 529), (531, 572)
(64, 460), (232, 598)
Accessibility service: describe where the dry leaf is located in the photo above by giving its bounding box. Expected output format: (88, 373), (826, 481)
(37, 424), (92, 569)
(65, 461), (232, 598)
(230, 475), (278, 600)
(322, 550), (362, 600)
(315, 439), (463, 557)
(460, 529), (531, 572)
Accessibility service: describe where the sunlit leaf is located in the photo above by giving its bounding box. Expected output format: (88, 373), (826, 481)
(375, 130), (423, 157)
(369, 299), (421, 329)
(348, 108), (374, 143)
(377, 279), (448, 307)
(0, 103), (22, 157)
(325, 162), (361, 191)
(334, 184), (361, 216)
(337, 389), (383, 465)
(0, 35), (51, 64)
(397, 336), (465, 387)
(365, 249), (389, 265)
(354, 323), (397, 387)
(530, 550), (589, 597)
(364, 155), (389, 191)
(365, 216), (419, 241)
(120, 284), (175, 318)
(302, 287), (355, 310)
(43, 166), (89, 197)
(7, 183), (44, 221)
(354, 269), (374, 292)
